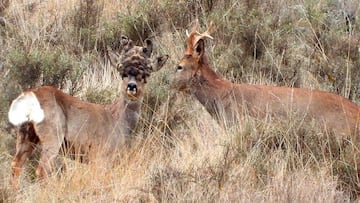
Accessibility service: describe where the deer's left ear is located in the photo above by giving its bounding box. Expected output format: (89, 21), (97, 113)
(193, 39), (205, 60)
(152, 55), (169, 72)
(120, 35), (129, 46)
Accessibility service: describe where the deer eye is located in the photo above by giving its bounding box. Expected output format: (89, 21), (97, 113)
(122, 74), (128, 78)
(185, 55), (192, 59)
(136, 75), (143, 81)
(176, 66), (183, 72)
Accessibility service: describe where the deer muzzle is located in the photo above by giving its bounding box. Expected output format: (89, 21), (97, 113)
(127, 82), (137, 95)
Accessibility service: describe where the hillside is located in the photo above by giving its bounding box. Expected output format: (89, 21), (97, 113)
(0, 0), (359, 202)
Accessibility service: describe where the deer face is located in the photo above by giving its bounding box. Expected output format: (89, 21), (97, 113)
(173, 40), (205, 93)
(172, 20), (214, 93)
(108, 36), (168, 100)
(120, 68), (146, 100)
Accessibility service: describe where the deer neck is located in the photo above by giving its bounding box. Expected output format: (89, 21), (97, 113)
(190, 65), (233, 119)
(106, 96), (142, 135)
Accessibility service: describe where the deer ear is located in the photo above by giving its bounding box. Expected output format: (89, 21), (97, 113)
(194, 39), (205, 59)
(153, 55), (169, 72)
(107, 46), (120, 68)
(120, 35), (129, 46)
(143, 39), (153, 57)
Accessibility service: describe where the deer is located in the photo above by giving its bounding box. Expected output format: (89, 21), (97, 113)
(172, 20), (360, 136)
(8, 36), (168, 188)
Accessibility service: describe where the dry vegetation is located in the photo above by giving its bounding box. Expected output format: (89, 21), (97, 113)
(0, 0), (359, 202)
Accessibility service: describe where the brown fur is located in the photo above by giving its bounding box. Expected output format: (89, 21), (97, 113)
(172, 21), (360, 136)
(10, 37), (168, 187)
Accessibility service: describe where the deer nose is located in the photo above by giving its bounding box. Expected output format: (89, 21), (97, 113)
(127, 83), (137, 92)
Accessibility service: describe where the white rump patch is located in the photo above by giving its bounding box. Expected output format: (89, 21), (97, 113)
(8, 92), (45, 126)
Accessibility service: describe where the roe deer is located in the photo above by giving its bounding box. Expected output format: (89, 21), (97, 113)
(172, 20), (360, 136)
(8, 36), (168, 187)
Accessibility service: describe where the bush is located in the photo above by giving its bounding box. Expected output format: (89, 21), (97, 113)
(73, 0), (103, 51)
(7, 46), (84, 91)
(84, 87), (116, 104)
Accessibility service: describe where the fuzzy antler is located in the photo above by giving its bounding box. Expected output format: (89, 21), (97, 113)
(185, 20), (215, 55)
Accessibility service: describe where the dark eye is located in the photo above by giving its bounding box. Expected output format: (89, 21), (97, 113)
(143, 48), (147, 54)
(176, 66), (183, 72)
(122, 74), (128, 78)
(136, 75), (143, 81)
(185, 55), (192, 59)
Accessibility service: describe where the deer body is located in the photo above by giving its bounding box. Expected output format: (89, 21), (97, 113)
(10, 86), (127, 162)
(188, 66), (360, 134)
(173, 21), (360, 136)
(8, 36), (168, 187)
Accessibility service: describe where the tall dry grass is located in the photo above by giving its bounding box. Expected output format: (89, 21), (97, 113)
(0, 0), (359, 202)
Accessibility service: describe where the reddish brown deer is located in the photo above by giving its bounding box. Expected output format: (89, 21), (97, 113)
(8, 36), (168, 187)
(172, 20), (360, 136)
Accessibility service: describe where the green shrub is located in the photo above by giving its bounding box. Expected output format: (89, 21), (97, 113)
(84, 87), (116, 105)
(96, 20), (124, 53)
(73, 0), (103, 51)
(7, 46), (83, 90)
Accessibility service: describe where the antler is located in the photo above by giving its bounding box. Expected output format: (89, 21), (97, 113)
(108, 36), (165, 81)
(106, 35), (135, 70)
(185, 20), (215, 55)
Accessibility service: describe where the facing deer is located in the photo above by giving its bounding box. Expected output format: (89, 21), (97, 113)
(8, 36), (168, 187)
(172, 20), (360, 136)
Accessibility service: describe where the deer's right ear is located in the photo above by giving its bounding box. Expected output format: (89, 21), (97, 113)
(143, 39), (153, 58)
(193, 39), (205, 60)
(107, 46), (120, 68)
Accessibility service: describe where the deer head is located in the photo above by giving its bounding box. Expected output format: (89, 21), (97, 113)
(108, 36), (168, 100)
(172, 20), (215, 92)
